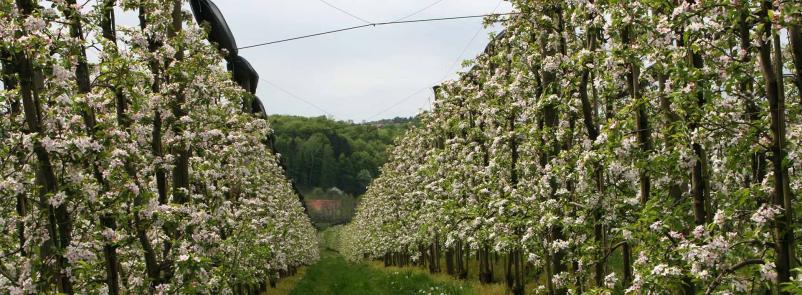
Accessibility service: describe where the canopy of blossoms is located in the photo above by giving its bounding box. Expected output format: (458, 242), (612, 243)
(343, 1), (802, 294)
(0, 0), (318, 294)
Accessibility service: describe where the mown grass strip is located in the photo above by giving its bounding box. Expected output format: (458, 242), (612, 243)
(287, 250), (469, 295)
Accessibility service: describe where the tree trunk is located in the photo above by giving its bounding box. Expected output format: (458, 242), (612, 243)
(507, 85), (525, 291)
(757, 2), (794, 292)
(137, 4), (169, 206)
(137, 4), (167, 287)
(545, 251), (555, 295)
(689, 45), (708, 226)
(630, 60), (651, 205)
(479, 245), (493, 283)
(461, 243), (469, 279)
(435, 234), (441, 272)
(67, 0), (120, 295)
(656, 71), (684, 203)
(736, 6), (766, 188)
(578, 17), (606, 287)
(506, 250), (523, 295)
(97, 1), (124, 293)
(429, 234), (440, 273)
(15, 1), (74, 291)
(168, 0), (191, 204)
(2, 48), (28, 258)
(540, 4), (566, 294)
(621, 22), (649, 292)
(506, 251), (514, 288)
(445, 246), (454, 275)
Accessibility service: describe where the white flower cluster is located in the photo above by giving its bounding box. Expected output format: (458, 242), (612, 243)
(751, 204), (782, 226)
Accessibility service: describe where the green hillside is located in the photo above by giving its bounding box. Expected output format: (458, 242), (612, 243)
(269, 115), (415, 196)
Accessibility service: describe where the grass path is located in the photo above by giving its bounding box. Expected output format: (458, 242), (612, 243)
(285, 250), (471, 295)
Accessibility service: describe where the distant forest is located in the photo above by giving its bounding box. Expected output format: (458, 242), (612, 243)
(270, 115), (415, 196)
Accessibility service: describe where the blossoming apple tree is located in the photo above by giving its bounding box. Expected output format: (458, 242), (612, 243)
(343, 1), (802, 294)
(0, 1), (318, 294)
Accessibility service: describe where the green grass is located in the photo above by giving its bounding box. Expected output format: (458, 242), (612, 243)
(288, 250), (470, 295)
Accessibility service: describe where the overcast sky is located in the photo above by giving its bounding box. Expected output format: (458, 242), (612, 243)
(110, 1), (511, 121)
(195, 0), (512, 122)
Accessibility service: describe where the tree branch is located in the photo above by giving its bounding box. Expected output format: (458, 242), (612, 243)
(704, 259), (765, 295)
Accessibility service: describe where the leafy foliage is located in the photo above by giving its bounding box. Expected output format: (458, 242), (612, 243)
(270, 115), (414, 196)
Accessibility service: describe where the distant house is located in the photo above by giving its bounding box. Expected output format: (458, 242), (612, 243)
(304, 187), (356, 225)
(307, 199), (340, 213)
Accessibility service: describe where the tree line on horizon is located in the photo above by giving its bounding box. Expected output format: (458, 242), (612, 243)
(269, 115), (415, 196)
